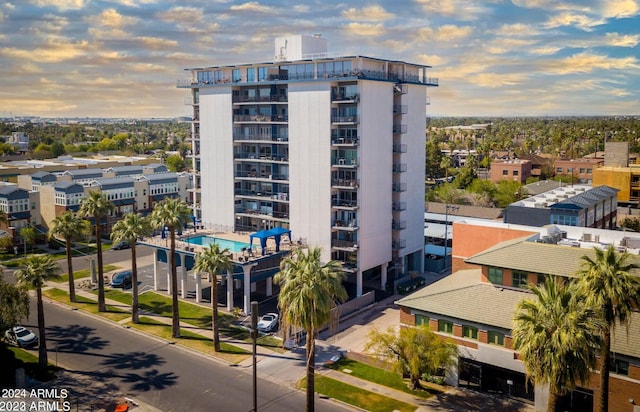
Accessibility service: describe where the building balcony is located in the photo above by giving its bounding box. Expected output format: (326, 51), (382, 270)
(331, 239), (359, 251)
(393, 144), (407, 153)
(233, 133), (288, 143)
(333, 219), (358, 230)
(331, 115), (359, 124)
(392, 201), (407, 211)
(392, 239), (407, 250)
(234, 114), (288, 123)
(392, 183), (407, 192)
(393, 124), (407, 134)
(331, 94), (360, 103)
(392, 220), (407, 230)
(393, 163), (407, 173)
(331, 179), (359, 188)
(331, 137), (359, 146)
(393, 105), (407, 115)
(233, 95), (288, 104)
(235, 171), (289, 181)
(235, 206), (289, 220)
(234, 152), (289, 162)
(332, 158), (359, 167)
(235, 191), (289, 203)
(331, 199), (358, 209)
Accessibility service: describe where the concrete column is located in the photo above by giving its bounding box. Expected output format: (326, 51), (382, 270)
(166, 263), (171, 295)
(194, 271), (201, 303)
(153, 249), (159, 291)
(180, 258), (187, 299)
(243, 264), (257, 315)
(266, 277), (273, 297)
(356, 269), (363, 297)
(227, 270), (234, 312)
(381, 262), (388, 291)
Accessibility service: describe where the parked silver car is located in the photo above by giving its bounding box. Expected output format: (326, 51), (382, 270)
(4, 326), (39, 348)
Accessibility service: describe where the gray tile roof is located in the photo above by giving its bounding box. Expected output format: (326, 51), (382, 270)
(396, 269), (640, 358)
(464, 240), (640, 278)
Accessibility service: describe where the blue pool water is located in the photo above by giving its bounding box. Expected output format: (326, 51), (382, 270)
(186, 236), (252, 253)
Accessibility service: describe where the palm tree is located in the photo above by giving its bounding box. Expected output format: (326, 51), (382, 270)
(150, 198), (191, 338)
(79, 191), (114, 312)
(111, 213), (152, 324)
(193, 243), (233, 352)
(274, 247), (348, 412)
(513, 277), (602, 412)
(48, 212), (90, 302)
(15, 255), (62, 370)
(576, 245), (640, 412)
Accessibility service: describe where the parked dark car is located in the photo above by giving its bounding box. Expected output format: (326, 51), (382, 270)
(112, 241), (130, 250)
(111, 271), (132, 289)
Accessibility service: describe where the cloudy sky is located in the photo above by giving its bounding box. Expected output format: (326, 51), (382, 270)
(1, 0), (639, 118)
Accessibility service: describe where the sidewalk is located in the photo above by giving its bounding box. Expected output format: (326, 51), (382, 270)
(44, 275), (534, 412)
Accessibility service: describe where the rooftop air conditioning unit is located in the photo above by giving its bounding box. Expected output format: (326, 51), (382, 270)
(583, 233), (592, 242)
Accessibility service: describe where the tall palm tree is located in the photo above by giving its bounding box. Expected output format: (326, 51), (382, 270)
(48, 212), (90, 302)
(193, 243), (233, 352)
(15, 255), (61, 370)
(111, 213), (152, 324)
(274, 247), (347, 412)
(576, 245), (640, 412)
(150, 198), (191, 338)
(79, 191), (114, 312)
(513, 277), (602, 412)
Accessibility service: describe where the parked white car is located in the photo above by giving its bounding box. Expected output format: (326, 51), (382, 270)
(4, 326), (39, 348)
(257, 313), (279, 333)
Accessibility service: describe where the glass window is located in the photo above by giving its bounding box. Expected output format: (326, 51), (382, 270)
(437, 320), (453, 334)
(488, 267), (503, 284)
(513, 170), (519, 176)
(462, 325), (478, 339)
(557, 167), (563, 173)
(587, 168), (592, 174)
(580, 168), (586, 173)
(258, 67), (268, 81)
(416, 314), (429, 326)
(610, 357), (629, 376)
(502, 170), (508, 176)
(232, 69), (241, 82)
(488, 331), (505, 346)
(247, 68), (256, 82)
(512, 271), (528, 288)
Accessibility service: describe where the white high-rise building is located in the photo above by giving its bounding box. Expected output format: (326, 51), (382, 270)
(178, 35), (438, 295)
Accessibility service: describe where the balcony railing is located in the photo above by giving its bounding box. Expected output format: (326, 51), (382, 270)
(332, 199), (358, 208)
(331, 137), (359, 145)
(235, 171), (288, 180)
(235, 206), (289, 219)
(393, 124), (407, 134)
(333, 219), (358, 229)
(392, 183), (407, 192)
(392, 239), (407, 250)
(333, 158), (359, 167)
(393, 163), (407, 173)
(393, 105), (407, 114)
(235, 190), (289, 201)
(331, 179), (359, 188)
(233, 133), (288, 142)
(393, 144), (407, 153)
(392, 201), (407, 211)
(233, 95), (288, 103)
(332, 93), (360, 102)
(234, 114), (288, 122)
(332, 239), (359, 249)
(331, 115), (359, 124)
(234, 152), (289, 162)
(392, 220), (407, 230)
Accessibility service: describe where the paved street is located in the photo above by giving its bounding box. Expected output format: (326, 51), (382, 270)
(20, 299), (350, 412)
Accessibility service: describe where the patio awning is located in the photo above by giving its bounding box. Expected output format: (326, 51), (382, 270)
(249, 227), (292, 255)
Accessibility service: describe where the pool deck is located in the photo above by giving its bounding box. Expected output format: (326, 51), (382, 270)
(140, 230), (297, 263)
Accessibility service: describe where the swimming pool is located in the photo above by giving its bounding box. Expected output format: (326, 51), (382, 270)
(186, 235), (252, 253)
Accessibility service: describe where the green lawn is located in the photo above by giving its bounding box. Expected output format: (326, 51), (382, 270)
(103, 290), (248, 339)
(128, 317), (250, 364)
(328, 358), (441, 398)
(43, 288), (130, 322)
(310, 375), (417, 412)
(59, 264), (120, 283)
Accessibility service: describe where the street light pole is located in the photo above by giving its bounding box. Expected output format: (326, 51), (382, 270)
(250, 301), (259, 412)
